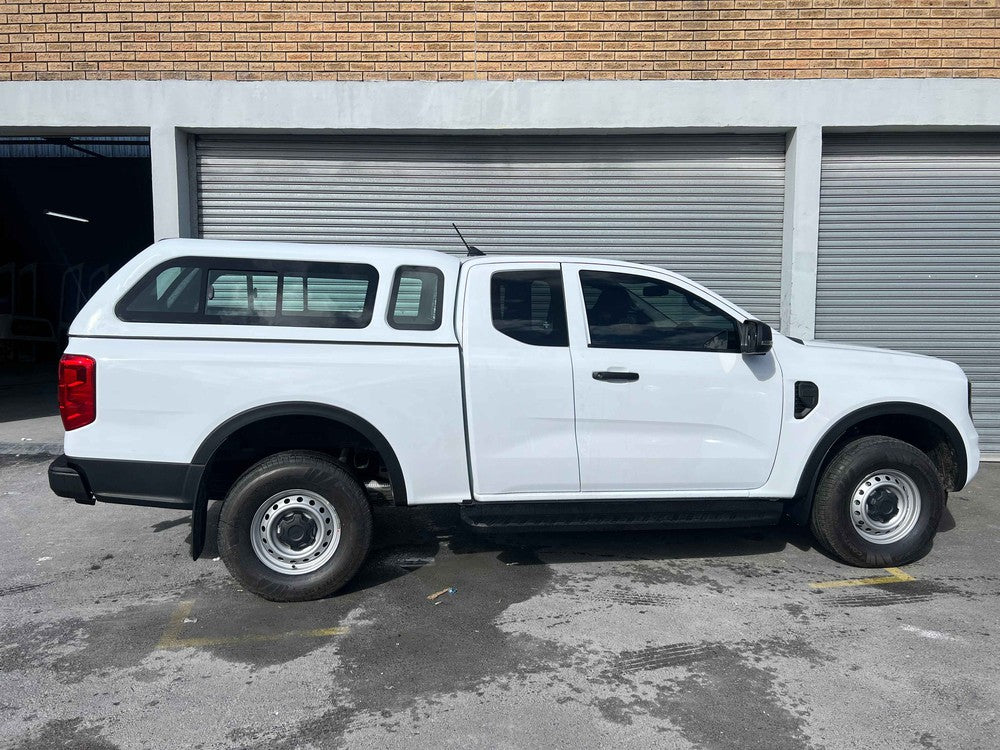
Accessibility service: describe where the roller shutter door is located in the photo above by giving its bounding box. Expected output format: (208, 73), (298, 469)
(817, 133), (1000, 452)
(195, 134), (785, 324)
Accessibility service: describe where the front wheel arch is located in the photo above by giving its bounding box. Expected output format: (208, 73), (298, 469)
(786, 402), (967, 526)
(809, 435), (945, 567)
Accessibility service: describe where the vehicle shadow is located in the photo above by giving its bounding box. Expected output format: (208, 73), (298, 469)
(199, 500), (954, 598)
(196, 501), (821, 597)
(345, 505), (822, 595)
(938, 506), (957, 533)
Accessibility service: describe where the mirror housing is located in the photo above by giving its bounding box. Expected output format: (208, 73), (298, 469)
(739, 319), (773, 355)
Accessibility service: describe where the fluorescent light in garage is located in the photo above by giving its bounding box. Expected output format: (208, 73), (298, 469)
(45, 210), (89, 223)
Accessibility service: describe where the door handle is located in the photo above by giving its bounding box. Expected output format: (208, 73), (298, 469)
(593, 370), (639, 383)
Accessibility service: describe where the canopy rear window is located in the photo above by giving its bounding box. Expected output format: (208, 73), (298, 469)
(117, 257), (378, 329)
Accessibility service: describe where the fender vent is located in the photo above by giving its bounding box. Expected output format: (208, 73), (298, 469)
(794, 381), (819, 419)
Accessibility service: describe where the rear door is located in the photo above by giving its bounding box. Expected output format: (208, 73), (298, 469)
(459, 262), (579, 497)
(564, 263), (783, 493)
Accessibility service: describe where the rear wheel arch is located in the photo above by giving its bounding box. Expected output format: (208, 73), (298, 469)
(787, 401), (967, 525)
(189, 402), (406, 559)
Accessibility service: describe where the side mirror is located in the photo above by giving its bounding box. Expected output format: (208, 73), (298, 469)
(739, 319), (773, 355)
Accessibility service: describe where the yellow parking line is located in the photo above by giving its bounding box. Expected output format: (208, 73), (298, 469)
(156, 600), (195, 648)
(809, 566), (915, 590)
(161, 626), (349, 649)
(156, 600), (349, 649)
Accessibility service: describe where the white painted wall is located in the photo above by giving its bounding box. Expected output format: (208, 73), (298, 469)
(780, 124), (823, 339)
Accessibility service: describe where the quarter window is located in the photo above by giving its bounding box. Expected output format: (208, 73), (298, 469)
(491, 270), (568, 347)
(580, 270), (739, 352)
(388, 266), (444, 330)
(121, 265), (202, 315)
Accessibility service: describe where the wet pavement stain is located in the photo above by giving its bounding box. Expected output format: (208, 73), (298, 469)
(600, 638), (826, 750)
(783, 602), (810, 622)
(0, 580), (225, 683)
(661, 661), (817, 750)
(225, 508), (575, 748)
(494, 601), (612, 628)
(917, 731), (946, 749)
(7, 717), (121, 750)
(614, 560), (735, 594)
(226, 507), (837, 748)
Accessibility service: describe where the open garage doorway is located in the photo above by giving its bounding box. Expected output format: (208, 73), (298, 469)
(0, 134), (152, 447)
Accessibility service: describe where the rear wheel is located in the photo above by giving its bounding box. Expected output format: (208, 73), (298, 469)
(809, 436), (945, 568)
(218, 451), (372, 601)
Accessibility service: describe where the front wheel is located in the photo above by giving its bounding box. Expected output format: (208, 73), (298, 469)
(809, 436), (945, 568)
(218, 451), (372, 601)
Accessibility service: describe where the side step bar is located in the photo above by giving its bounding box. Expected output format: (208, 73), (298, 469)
(460, 499), (784, 532)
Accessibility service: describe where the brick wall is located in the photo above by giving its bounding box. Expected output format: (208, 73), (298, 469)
(1, 1), (998, 82)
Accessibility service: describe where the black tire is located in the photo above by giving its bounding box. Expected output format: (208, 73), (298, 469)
(809, 436), (945, 568)
(218, 450), (372, 602)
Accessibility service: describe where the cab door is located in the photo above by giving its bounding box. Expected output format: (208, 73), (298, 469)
(564, 263), (782, 493)
(459, 261), (579, 497)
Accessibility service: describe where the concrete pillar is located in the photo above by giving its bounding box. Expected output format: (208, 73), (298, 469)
(780, 124), (823, 339)
(149, 125), (193, 241)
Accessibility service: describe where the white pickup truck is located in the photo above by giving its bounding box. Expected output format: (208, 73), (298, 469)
(49, 239), (979, 601)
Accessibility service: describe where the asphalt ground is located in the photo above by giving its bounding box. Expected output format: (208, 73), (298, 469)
(1, 454), (998, 750)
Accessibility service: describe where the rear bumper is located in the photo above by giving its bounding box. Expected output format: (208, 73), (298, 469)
(48, 455), (94, 505)
(47, 454), (201, 510)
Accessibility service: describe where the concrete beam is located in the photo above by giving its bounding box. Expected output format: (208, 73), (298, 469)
(2, 79), (1000, 132)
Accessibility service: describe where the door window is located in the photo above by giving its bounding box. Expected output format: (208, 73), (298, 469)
(580, 270), (739, 352)
(491, 270), (568, 347)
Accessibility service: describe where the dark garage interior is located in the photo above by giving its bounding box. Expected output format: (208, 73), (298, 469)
(0, 134), (152, 427)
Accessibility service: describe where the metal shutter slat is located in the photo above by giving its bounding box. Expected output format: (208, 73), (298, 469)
(195, 134), (785, 326)
(817, 133), (1000, 452)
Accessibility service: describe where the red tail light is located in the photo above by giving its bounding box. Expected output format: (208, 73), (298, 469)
(58, 354), (96, 431)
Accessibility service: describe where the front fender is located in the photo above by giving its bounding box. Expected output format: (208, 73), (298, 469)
(786, 401), (968, 526)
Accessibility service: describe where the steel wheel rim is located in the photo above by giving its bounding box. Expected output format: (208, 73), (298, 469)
(850, 469), (922, 545)
(250, 489), (342, 575)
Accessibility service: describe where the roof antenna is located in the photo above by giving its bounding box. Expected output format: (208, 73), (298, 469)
(452, 223), (486, 257)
